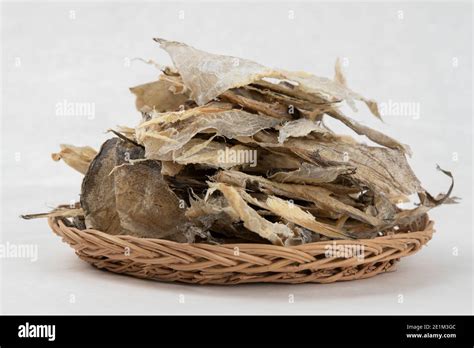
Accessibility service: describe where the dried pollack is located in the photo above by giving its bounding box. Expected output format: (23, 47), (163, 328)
(24, 39), (457, 246)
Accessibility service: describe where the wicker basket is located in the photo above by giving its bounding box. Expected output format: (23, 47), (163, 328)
(48, 214), (434, 285)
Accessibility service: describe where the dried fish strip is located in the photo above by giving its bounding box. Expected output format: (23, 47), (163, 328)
(173, 139), (257, 169)
(268, 163), (355, 185)
(326, 108), (411, 155)
(236, 189), (352, 240)
(51, 144), (97, 174)
(136, 109), (280, 159)
(208, 182), (295, 246)
(213, 170), (383, 227)
(130, 76), (190, 113)
(155, 39), (381, 116)
(235, 131), (421, 202)
(277, 118), (328, 143)
(264, 196), (353, 240)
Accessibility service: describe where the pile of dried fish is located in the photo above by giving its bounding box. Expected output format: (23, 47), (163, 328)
(24, 39), (457, 246)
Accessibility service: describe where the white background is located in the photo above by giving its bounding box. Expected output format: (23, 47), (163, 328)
(1, 0), (472, 314)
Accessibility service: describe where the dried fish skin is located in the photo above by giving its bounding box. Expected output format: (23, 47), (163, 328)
(277, 118), (327, 143)
(279, 70), (365, 114)
(208, 182), (295, 246)
(80, 138), (144, 235)
(81, 138), (195, 240)
(294, 140), (420, 202)
(161, 161), (184, 176)
(236, 188), (352, 240)
(155, 38), (380, 117)
(221, 88), (293, 121)
(264, 196), (353, 240)
(51, 144), (97, 174)
(268, 163), (355, 185)
(25, 39), (455, 247)
(213, 170), (382, 226)
(154, 38), (275, 106)
(187, 194), (239, 226)
(326, 108), (411, 155)
(242, 148), (303, 175)
(334, 58), (347, 86)
(80, 138), (122, 234)
(173, 139), (257, 169)
(130, 76), (189, 113)
(136, 109), (280, 159)
(114, 160), (188, 239)
(387, 166), (456, 230)
(186, 195), (267, 243)
(238, 131), (422, 202)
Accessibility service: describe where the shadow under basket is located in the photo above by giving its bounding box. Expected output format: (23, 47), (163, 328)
(48, 214), (434, 285)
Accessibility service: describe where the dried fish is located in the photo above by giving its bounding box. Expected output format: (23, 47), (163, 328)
(173, 139), (256, 169)
(235, 131), (421, 202)
(268, 163), (355, 185)
(154, 38), (275, 106)
(213, 170), (383, 227)
(186, 194), (267, 243)
(264, 196), (353, 239)
(130, 75), (190, 113)
(161, 161), (184, 176)
(326, 108), (411, 155)
(80, 138), (144, 235)
(236, 189), (352, 240)
(21, 206), (83, 220)
(136, 108), (280, 159)
(277, 118), (327, 143)
(26, 39), (455, 247)
(51, 144), (97, 174)
(208, 182), (295, 246)
(154, 38), (381, 117)
(113, 160), (188, 238)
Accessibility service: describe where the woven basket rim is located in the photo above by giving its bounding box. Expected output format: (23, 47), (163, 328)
(48, 216), (435, 249)
(47, 214), (435, 284)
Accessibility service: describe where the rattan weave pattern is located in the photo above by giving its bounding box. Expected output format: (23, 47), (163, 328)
(48, 216), (434, 284)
